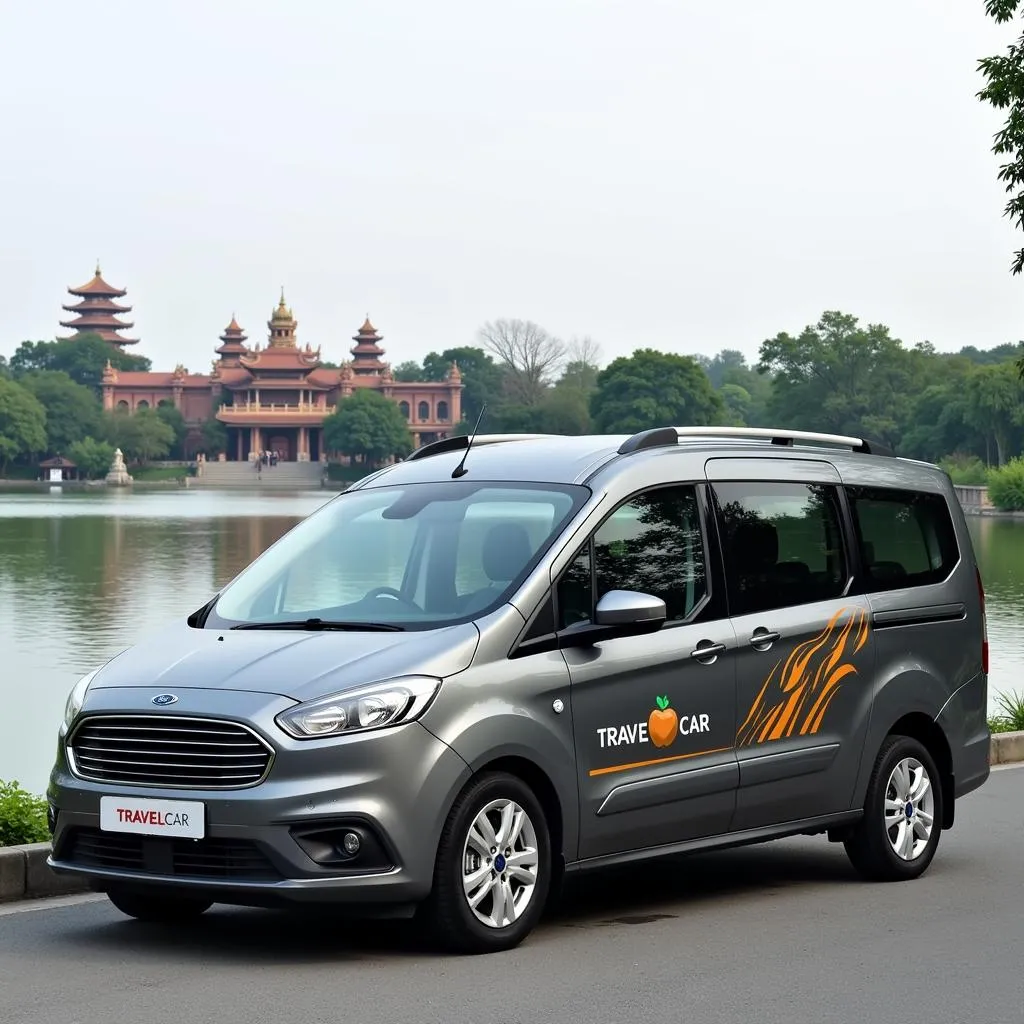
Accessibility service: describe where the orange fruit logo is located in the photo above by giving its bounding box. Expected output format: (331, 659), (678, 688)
(648, 695), (678, 748)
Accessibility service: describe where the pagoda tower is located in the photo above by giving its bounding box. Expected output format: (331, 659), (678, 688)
(215, 315), (249, 367)
(59, 263), (139, 347)
(267, 291), (297, 347)
(350, 315), (387, 375)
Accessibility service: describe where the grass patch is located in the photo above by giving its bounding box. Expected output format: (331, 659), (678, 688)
(130, 465), (192, 481)
(989, 688), (1024, 734)
(0, 780), (49, 847)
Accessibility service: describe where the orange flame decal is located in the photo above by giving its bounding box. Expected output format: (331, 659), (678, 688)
(736, 606), (869, 747)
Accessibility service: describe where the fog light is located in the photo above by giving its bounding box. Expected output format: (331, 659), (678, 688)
(342, 832), (361, 856)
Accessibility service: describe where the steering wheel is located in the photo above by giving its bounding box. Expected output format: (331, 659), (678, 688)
(364, 586), (421, 612)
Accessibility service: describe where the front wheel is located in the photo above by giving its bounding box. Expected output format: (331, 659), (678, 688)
(422, 771), (551, 954)
(844, 734), (944, 882)
(106, 888), (213, 923)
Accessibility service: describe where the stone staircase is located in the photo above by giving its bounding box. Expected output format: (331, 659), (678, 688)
(195, 460), (325, 489)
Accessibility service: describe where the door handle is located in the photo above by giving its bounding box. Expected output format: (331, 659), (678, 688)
(690, 641), (727, 663)
(749, 629), (781, 651)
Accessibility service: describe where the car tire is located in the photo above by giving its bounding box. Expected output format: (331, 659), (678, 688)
(844, 734), (944, 882)
(423, 771), (551, 954)
(106, 888), (214, 923)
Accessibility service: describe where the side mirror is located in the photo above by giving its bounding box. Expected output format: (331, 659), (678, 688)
(560, 590), (666, 648)
(595, 590), (667, 629)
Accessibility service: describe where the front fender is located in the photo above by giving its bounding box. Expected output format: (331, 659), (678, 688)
(420, 654), (580, 863)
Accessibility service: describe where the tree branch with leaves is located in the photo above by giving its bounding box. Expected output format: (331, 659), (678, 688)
(978, 0), (1024, 378)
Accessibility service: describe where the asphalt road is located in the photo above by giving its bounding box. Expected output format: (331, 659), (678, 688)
(1, 764), (1021, 1024)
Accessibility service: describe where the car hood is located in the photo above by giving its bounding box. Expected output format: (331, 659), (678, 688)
(89, 619), (482, 702)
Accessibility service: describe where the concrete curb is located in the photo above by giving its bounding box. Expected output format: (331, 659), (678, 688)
(0, 844), (89, 903)
(3, 731), (1023, 905)
(989, 729), (1024, 765)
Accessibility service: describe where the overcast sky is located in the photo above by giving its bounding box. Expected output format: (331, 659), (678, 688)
(2, 0), (1021, 375)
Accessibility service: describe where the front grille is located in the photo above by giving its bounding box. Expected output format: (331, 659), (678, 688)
(68, 715), (273, 789)
(62, 828), (283, 882)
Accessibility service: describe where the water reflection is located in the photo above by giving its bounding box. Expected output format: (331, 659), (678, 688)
(967, 518), (1024, 708)
(0, 490), (331, 792)
(0, 491), (1020, 794)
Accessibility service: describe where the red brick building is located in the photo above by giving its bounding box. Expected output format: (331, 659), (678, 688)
(62, 268), (463, 461)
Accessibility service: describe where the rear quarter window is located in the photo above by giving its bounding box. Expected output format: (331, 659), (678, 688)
(846, 486), (960, 592)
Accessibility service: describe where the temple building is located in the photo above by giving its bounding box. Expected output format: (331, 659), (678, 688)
(60, 264), (140, 347)
(68, 271), (462, 461)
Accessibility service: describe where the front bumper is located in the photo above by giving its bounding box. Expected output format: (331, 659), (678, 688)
(46, 687), (470, 908)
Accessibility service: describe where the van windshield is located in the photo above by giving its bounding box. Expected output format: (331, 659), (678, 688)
(207, 481), (588, 631)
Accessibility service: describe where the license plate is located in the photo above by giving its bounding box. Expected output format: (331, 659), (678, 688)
(99, 796), (205, 839)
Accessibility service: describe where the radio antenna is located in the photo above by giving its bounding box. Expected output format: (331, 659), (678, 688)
(451, 403), (487, 479)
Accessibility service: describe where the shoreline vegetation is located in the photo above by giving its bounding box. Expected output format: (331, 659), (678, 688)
(4, 312), (1024, 504)
(5, 689), (1022, 848)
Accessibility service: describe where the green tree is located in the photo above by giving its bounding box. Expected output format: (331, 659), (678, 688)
(200, 418), (228, 456)
(977, 0), (1024, 378)
(964, 361), (1024, 465)
(590, 349), (725, 434)
(393, 360), (424, 382)
(103, 407), (175, 464)
(899, 357), (980, 463)
(18, 370), (102, 453)
(757, 311), (917, 446)
(156, 401), (188, 458)
(322, 389), (412, 467)
(0, 377), (47, 473)
(9, 334), (150, 392)
(718, 383), (752, 426)
(422, 346), (505, 427)
(67, 436), (115, 479)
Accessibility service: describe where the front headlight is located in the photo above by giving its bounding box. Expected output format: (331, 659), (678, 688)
(275, 676), (441, 740)
(63, 670), (98, 731)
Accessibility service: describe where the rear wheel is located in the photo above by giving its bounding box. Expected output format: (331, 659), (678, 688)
(106, 888), (213, 923)
(844, 734), (943, 882)
(422, 771), (551, 954)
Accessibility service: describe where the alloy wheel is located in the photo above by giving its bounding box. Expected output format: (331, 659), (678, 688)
(884, 756), (935, 861)
(461, 798), (539, 929)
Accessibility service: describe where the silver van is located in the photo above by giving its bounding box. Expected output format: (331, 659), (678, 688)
(47, 426), (991, 953)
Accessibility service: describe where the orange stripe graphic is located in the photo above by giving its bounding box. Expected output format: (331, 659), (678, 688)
(736, 606), (870, 748)
(589, 745), (733, 777)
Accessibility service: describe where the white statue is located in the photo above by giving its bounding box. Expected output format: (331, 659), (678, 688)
(105, 447), (134, 486)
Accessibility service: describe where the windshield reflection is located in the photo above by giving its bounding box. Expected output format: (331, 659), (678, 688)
(207, 481), (587, 631)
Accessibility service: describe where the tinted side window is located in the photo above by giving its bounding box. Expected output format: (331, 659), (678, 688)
(713, 481), (848, 616)
(847, 486), (959, 591)
(556, 485), (708, 628)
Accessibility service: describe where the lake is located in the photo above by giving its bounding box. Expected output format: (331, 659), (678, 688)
(1, 489), (1021, 795)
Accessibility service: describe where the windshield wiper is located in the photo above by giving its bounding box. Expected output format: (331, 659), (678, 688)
(231, 618), (404, 632)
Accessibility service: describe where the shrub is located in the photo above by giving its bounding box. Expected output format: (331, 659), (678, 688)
(986, 457), (1024, 511)
(990, 688), (1024, 734)
(938, 453), (989, 486)
(0, 780), (49, 847)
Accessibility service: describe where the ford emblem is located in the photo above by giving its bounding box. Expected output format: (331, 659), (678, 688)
(152, 693), (178, 706)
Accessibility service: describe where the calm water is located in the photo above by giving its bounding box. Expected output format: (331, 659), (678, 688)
(1, 490), (1021, 795)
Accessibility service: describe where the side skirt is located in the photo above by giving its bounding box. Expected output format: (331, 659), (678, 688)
(563, 809), (863, 875)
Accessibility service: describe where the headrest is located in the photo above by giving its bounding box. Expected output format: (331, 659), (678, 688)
(731, 519), (778, 570)
(862, 541), (875, 564)
(482, 523), (534, 583)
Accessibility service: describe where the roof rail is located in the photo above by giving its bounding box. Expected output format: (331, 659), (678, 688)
(617, 426), (895, 457)
(405, 433), (560, 462)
